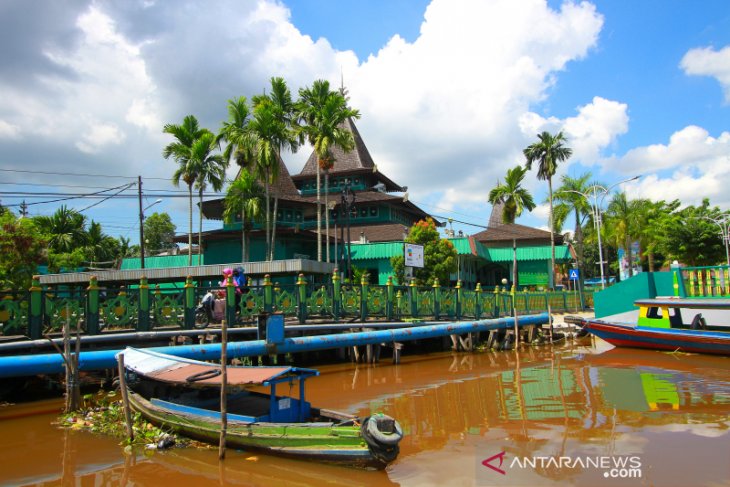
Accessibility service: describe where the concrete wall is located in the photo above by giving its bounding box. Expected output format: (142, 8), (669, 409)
(594, 271), (676, 318)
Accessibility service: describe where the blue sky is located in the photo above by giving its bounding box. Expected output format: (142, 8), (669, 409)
(0, 0), (729, 245)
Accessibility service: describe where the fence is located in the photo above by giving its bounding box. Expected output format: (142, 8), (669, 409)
(0, 274), (592, 340)
(675, 265), (730, 298)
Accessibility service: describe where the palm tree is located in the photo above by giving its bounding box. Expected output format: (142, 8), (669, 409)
(488, 166), (536, 224)
(605, 192), (642, 279)
(296, 80), (360, 262)
(192, 132), (227, 264)
(524, 131), (573, 288)
(258, 78), (298, 260)
(218, 96), (253, 168)
(237, 78), (299, 262)
(553, 173), (592, 281)
(223, 170), (264, 262)
(163, 115), (210, 265)
(33, 206), (87, 254)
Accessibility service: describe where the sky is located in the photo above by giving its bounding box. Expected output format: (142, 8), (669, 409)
(1, 0), (729, 246)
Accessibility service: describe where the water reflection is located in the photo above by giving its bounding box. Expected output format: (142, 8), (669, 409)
(2, 344), (729, 486)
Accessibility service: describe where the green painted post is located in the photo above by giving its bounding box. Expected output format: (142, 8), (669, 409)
(86, 276), (100, 335)
(474, 282), (482, 319)
(360, 273), (369, 322)
(386, 276), (394, 321)
(297, 274), (307, 324)
(455, 279), (462, 320)
(433, 278), (441, 320)
(138, 276), (150, 332)
(493, 285), (501, 317)
(263, 274), (273, 313)
(184, 276), (195, 329)
(332, 270), (341, 322)
(409, 279), (417, 318)
(396, 290), (403, 320)
(524, 289), (530, 314)
(562, 289), (567, 311)
(29, 276), (42, 340)
(225, 275), (236, 326)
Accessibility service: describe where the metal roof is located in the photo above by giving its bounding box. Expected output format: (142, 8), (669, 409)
(486, 245), (572, 262)
(38, 259), (336, 285)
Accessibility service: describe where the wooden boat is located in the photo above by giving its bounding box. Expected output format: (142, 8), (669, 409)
(577, 297), (730, 355)
(118, 347), (403, 469)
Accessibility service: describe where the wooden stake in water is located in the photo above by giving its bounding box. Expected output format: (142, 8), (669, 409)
(219, 316), (228, 460)
(512, 238), (519, 348)
(117, 353), (134, 442)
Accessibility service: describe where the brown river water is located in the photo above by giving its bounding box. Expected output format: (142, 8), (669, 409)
(1, 340), (729, 487)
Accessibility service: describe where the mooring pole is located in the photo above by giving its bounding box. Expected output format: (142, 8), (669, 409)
(116, 353), (134, 442)
(219, 277), (232, 460)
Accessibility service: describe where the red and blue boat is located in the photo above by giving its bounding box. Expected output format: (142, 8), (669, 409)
(578, 297), (730, 355)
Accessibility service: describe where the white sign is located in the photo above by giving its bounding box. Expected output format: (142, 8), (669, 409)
(404, 243), (424, 268)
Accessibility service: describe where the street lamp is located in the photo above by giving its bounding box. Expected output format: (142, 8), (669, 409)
(702, 214), (730, 267)
(558, 176), (639, 290)
(340, 181), (356, 281)
(139, 198), (162, 269)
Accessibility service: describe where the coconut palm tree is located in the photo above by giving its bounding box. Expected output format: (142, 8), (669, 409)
(524, 131), (573, 288)
(296, 80), (360, 262)
(488, 166), (536, 224)
(553, 173), (592, 281)
(223, 170), (264, 262)
(163, 115), (210, 265)
(604, 191), (642, 279)
(193, 132), (227, 264)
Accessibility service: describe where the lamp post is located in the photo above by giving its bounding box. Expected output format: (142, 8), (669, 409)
(341, 181), (356, 281)
(702, 214), (730, 267)
(139, 198), (162, 269)
(558, 176), (639, 290)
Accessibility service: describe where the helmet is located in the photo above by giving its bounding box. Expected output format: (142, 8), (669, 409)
(223, 267), (233, 276)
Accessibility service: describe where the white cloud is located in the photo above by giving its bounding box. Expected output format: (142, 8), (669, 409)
(75, 120), (125, 154)
(609, 126), (730, 207)
(0, 120), (21, 139)
(519, 96), (629, 165)
(681, 45), (730, 102)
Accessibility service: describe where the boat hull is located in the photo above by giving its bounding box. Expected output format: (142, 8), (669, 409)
(127, 391), (392, 469)
(582, 320), (730, 355)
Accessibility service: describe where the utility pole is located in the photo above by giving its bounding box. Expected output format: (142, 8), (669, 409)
(138, 175), (145, 269)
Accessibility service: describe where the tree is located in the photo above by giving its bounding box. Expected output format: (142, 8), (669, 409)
(488, 165), (536, 223)
(0, 211), (46, 289)
(633, 199), (678, 271)
(163, 115), (210, 266)
(296, 80), (360, 262)
(218, 96), (253, 169)
(604, 192), (644, 279)
(223, 170), (264, 262)
(143, 212), (176, 255)
(657, 199), (726, 266)
(390, 218), (458, 285)
(84, 220), (119, 265)
(553, 173), (592, 284)
(524, 131), (572, 288)
(192, 132), (227, 264)
(33, 205), (87, 254)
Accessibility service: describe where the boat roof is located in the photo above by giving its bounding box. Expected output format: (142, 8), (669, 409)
(119, 347), (318, 387)
(635, 297), (730, 309)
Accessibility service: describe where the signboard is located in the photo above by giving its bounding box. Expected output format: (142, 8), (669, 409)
(618, 242), (642, 281)
(404, 243), (424, 268)
(568, 269), (580, 281)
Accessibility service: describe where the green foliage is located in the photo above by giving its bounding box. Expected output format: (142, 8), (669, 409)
(60, 389), (187, 448)
(33, 205), (87, 254)
(391, 218), (457, 285)
(657, 199), (726, 266)
(143, 212), (176, 254)
(0, 211), (47, 289)
(488, 165), (536, 223)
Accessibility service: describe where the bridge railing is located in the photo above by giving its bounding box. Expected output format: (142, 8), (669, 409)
(2, 273), (591, 339)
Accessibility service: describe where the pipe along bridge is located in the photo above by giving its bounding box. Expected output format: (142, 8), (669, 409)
(0, 314), (548, 379)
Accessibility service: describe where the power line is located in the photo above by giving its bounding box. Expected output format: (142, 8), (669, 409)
(78, 183), (136, 213)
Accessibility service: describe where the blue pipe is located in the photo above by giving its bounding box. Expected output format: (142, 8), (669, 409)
(0, 314), (548, 378)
